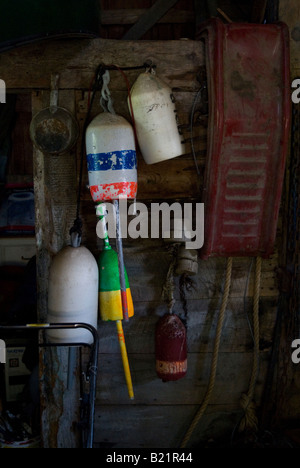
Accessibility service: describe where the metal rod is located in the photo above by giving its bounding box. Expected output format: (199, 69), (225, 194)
(0, 322), (99, 449)
(113, 199), (129, 321)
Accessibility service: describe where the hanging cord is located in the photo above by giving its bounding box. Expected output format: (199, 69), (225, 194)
(238, 256), (261, 434)
(161, 244), (179, 314)
(103, 61), (155, 147)
(78, 64), (106, 211)
(69, 64), (107, 244)
(180, 257), (233, 448)
(110, 64), (138, 145)
(100, 70), (116, 114)
(179, 273), (195, 327)
(190, 84), (206, 177)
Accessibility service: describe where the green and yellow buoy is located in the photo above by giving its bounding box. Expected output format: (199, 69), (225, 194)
(97, 203), (134, 399)
(98, 243), (134, 322)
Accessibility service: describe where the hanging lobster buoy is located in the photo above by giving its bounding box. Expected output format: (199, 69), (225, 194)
(98, 245), (134, 321)
(47, 245), (98, 344)
(155, 313), (187, 382)
(97, 203), (135, 399)
(129, 71), (185, 164)
(85, 112), (138, 202)
(98, 246), (135, 399)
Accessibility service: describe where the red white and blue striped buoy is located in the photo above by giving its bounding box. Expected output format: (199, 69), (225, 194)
(86, 112), (137, 202)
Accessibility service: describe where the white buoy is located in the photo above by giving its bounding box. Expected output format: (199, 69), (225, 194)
(129, 71), (185, 164)
(47, 245), (98, 344)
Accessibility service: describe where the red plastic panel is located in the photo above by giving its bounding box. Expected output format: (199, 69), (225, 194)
(198, 19), (291, 258)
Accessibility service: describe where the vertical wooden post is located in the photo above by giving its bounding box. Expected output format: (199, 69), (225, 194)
(32, 89), (81, 448)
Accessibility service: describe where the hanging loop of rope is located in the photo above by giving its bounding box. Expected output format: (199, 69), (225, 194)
(69, 217), (83, 247)
(100, 70), (116, 114)
(180, 256), (233, 448)
(238, 255), (261, 434)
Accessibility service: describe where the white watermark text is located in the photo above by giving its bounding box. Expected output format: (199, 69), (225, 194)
(0, 79), (6, 103)
(96, 199), (204, 249)
(0, 339), (6, 363)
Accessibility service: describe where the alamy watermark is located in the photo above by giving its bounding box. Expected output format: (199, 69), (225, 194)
(291, 339), (300, 364)
(0, 79), (6, 104)
(96, 199), (204, 250)
(0, 339), (6, 364)
(291, 79), (300, 104)
(290, 82), (300, 363)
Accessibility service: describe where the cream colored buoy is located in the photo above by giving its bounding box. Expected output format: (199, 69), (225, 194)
(47, 245), (98, 344)
(129, 71), (185, 164)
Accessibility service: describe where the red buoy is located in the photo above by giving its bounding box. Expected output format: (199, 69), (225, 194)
(155, 313), (187, 382)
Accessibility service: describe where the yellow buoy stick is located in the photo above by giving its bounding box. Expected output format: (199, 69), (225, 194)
(116, 319), (134, 400)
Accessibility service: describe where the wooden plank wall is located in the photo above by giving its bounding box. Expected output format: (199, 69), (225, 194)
(99, 0), (196, 40)
(0, 34), (284, 447)
(94, 255), (279, 448)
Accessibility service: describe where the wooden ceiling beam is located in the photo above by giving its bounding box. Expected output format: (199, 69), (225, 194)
(101, 8), (194, 25)
(122, 0), (180, 40)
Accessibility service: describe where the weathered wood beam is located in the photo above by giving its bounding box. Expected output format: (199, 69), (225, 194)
(122, 0), (180, 39)
(101, 8), (194, 25)
(0, 38), (202, 91)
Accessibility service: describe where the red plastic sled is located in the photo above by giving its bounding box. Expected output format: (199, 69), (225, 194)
(198, 19), (291, 258)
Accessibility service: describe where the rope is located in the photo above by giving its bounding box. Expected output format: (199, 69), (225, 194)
(190, 85), (206, 177)
(180, 256), (233, 448)
(179, 273), (195, 325)
(161, 245), (179, 313)
(69, 65), (104, 243)
(100, 70), (116, 114)
(238, 256), (261, 434)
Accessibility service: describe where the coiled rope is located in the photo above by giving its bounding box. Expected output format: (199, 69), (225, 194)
(180, 256), (233, 448)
